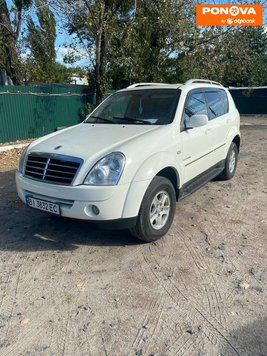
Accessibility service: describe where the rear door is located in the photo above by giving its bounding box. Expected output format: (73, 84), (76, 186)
(180, 89), (214, 183)
(204, 88), (229, 164)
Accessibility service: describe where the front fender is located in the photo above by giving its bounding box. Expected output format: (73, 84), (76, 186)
(121, 151), (181, 219)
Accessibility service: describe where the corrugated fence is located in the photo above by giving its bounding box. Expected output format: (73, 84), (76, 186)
(229, 87), (267, 115)
(0, 84), (94, 143)
(0, 85), (266, 144)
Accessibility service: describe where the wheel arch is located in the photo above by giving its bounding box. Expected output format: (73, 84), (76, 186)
(232, 135), (241, 152)
(224, 128), (241, 158)
(156, 167), (180, 201)
(121, 152), (182, 219)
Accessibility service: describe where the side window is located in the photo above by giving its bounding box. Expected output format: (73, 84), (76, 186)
(184, 92), (208, 120)
(205, 89), (229, 120)
(181, 91), (207, 131)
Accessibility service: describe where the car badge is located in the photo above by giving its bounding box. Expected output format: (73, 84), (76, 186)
(54, 145), (62, 150)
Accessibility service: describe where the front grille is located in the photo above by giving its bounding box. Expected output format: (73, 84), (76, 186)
(24, 153), (83, 185)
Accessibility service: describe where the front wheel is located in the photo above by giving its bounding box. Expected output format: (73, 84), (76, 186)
(219, 142), (238, 180)
(130, 176), (176, 242)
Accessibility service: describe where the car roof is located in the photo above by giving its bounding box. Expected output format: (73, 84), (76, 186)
(118, 79), (226, 92)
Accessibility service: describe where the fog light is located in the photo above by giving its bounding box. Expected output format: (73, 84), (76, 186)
(92, 205), (100, 215)
(84, 204), (100, 217)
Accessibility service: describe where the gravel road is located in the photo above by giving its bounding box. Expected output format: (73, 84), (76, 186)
(0, 117), (266, 356)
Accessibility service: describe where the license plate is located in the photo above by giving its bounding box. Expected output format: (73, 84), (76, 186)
(26, 197), (60, 215)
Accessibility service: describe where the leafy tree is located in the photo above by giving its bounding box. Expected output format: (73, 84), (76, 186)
(26, 0), (62, 82)
(23, 0), (266, 92)
(224, 27), (267, 87)
(27, 0), (56, 62)
(176, 27), (267, 87)
(111, 2), (267, 87)
(56, 0), (132, 104)
(111, 0), (196, 84)
(60, 0), (252, 96)
(0, 0), (32, 84)
(23, 60), (71, 84)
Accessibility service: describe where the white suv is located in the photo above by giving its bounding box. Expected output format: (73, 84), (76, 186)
(16, 79), (240, 242)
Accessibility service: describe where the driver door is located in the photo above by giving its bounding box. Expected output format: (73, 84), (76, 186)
(180, 89), (214, 183)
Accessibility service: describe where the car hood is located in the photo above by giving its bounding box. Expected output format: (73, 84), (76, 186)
(28, 123), (159, 162)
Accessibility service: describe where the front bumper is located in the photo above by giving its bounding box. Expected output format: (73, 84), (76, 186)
(16, 171), (136, 224)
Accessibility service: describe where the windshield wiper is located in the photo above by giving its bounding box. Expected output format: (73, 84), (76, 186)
(113, 116), (152, 125)
(85, 116), (114, 124)
(85, 115), (152, 125)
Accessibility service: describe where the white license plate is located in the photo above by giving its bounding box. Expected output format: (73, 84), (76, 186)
(26, 197), (60, 215)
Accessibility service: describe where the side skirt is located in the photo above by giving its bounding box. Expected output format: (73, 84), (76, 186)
(178, 160), (225, 200)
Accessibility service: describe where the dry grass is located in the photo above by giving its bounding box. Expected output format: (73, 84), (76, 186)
(0, 138), (35, 147)
(0, 147), (25, 171)
(0, 139), (35, 171)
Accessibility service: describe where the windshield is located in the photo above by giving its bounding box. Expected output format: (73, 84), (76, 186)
(84, 89), (181, 125)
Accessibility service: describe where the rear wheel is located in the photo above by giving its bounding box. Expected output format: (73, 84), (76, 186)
(130, 176), (176, 242)
(219, 142), (238, 180)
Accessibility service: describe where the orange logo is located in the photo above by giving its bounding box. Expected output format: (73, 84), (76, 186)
(196, 4), (263, 26)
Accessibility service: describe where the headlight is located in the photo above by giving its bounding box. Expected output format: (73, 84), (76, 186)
(84, 152), (125, 186)
(18, 145), (29, 173)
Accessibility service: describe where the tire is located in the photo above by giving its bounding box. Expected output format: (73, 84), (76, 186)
(130, 176), (176, 242)
(219, 142), (238, 180)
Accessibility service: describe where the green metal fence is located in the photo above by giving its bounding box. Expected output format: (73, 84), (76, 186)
(229, 87), (267, 115)
(0, 84), (94, 143)
(2, 83), (265, 144)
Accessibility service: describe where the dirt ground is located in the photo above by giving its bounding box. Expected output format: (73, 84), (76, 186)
(0, 116), (266, 356)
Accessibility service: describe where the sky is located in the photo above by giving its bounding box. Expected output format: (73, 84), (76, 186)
(53, 10), (90, 68)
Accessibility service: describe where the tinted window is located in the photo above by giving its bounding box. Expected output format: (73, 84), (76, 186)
(84, 89), (181, 125)
(184, 91), (207, 120)
(105, 94), (131, 119)
(205, 89), (228, 120)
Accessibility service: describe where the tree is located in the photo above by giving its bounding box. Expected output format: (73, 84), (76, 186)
(23, 60), (71, 83)
(108, 1), (267, 88)
(55, 0), (132, 104)
(55, 0), (199, 100)
(26, 0), (64, 82)
(0, 0), (32, 84)
(175, 26), (267, 87)
(223, 27), (267, 87)
(53, 0), (267, 97)
(27, 0), (56, 62)
(110, 0), (196, 83)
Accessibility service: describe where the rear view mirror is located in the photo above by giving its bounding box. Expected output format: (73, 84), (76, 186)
(185, 114), (208, 129)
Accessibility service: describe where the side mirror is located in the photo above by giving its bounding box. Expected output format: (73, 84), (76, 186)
(185, 114), (208, 129)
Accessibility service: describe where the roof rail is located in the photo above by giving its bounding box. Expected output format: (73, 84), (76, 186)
(127, 82), (169, 88)
(184, 79), (223, 87)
